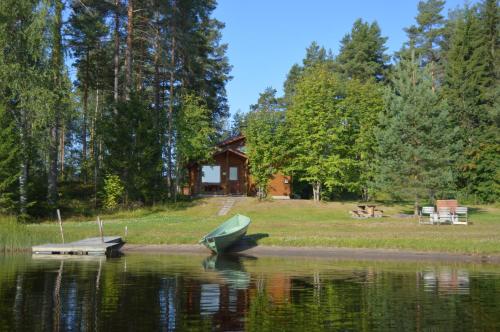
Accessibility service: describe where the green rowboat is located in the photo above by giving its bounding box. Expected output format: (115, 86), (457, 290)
(199, 214), (251, 253)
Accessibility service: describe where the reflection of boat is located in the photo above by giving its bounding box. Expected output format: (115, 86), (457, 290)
(199, 214), (251, 253)
(202, 254), (252, 289)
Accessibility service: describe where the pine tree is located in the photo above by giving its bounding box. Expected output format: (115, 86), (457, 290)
(375, 59), (456, 214)
(401, 0), (446, 88)
(404, 0), (446, 64)
(66, 0), (111, 182)
(283, 42), (334, 105)
(443, 3), (500, 201)
(229, 110), (246, 136)
(0, 105), (19, 213)
(0, 0), (53, 217)
(337, 19), (389, 82)
(47, 0), (65, 209)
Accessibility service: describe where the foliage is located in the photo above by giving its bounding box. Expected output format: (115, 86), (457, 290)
(283, 42), (334, 104)
(229, 109), (246, 136)
(103, 96), (163, 204)
(245, 88), (286, 198)
(341, 79), (384, 200)
(443, 3), (500, 202)
(336, 19), (389, 82)
(103, 174), (124, 211)
(286, 64), (357, 201)
(374, 59), (457, 213)
(0, 105), (19, 213)
(175, 93), (216, 194)
(402, 0), (446, 66)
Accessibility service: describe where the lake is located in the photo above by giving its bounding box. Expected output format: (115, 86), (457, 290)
(0, 253), (499, 331)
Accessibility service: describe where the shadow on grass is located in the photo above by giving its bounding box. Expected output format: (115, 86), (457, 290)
(225, 233), (270, 253)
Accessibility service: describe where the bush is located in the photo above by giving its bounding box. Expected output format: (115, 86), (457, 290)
(103, 175), (124, 211)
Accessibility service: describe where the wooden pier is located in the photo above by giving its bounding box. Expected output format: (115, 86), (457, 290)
(32, 236), (124, 256)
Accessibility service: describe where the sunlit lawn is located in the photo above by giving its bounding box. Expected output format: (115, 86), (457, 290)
(1, 197), (499, 254)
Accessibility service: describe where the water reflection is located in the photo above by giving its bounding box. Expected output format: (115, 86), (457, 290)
(420, 267), (470, 294)
(202, 254), (253, 289)
(0, 254), (499, 331)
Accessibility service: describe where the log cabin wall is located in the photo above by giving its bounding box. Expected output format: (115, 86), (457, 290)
(185, 135), (292, 198)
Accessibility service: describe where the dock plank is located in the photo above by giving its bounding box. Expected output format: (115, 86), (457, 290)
(32, 236), (123, 255)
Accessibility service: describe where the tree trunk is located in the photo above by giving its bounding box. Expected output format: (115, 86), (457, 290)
(257, 186), (265, 201)
(414, 195), (419, 216)
(47, 0), (63, 208)
(124, 0), (133, 100)
(19, 111), (28, 217)
(47, 123), (59, 208)
(113, 0), (120, 109)
(59, 124), (64, 179)
(82, 80), (88, 183)
(174, 160), (180, 202)
(167, 31), (176, 198)
(312, 181), (321, 202)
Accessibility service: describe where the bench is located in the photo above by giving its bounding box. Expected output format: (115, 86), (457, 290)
(436, 200), (458, 213)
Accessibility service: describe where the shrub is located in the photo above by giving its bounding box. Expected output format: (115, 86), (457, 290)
(103, 175), (124, 211)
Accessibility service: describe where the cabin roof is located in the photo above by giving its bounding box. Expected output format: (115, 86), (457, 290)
(213, 148), (248, 159)
(217, 134), (245, 147)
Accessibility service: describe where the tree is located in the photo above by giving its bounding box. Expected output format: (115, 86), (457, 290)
(175, 93), (216, 200)
(66, 0), (110, 182)
(341, 79), (384, 200)
(336, 19), (389, 82)
(443, 3), (500, 201)
(245, 88), (286, 199)
(283, 42), (334, 104)
(286, 64), (357, 202)
(0, 0), (54, 217)
(47, 0), (65, 208)
(402, 0), (446, 87)
(0, 105), (19, 213)
(229, 110), (246, 136)
(374, 59), (456, 214)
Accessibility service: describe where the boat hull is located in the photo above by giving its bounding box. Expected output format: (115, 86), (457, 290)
(200, 214), (251, 253)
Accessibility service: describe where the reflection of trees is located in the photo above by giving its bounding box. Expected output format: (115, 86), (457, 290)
(1, 255), (500, 331)
(52, 261), (63, 332)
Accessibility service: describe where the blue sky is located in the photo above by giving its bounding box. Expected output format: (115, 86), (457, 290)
(213, 0), (473, 116)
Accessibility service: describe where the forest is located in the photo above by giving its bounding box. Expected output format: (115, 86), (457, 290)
(0, 0), (498, 220)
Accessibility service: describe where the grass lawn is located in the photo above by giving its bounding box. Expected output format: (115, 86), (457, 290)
(1, 197), (499, 254)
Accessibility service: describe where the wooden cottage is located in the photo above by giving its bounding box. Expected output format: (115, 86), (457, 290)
(185, 135), (291, 198)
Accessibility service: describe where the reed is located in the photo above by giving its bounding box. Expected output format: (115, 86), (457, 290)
(0, 217), (33, 252)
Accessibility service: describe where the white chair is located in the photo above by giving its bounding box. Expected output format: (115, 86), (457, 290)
(420, 206), (437, 224)
(453, 206), (468, 225)
(437, 207), (453, 224)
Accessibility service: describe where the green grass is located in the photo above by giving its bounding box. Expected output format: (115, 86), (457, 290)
(1, 198), (499, 254)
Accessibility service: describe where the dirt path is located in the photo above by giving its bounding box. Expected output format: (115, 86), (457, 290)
(123, 244), (500, 264)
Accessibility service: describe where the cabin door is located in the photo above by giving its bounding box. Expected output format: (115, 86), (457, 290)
(228, 166), (241, 194)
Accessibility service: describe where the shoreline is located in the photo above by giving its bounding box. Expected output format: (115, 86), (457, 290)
(123, 244), (500, 264)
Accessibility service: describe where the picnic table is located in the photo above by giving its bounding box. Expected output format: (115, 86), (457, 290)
(350, 205), (383, 218)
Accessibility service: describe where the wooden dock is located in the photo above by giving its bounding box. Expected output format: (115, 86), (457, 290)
(32, 236), (124, 256)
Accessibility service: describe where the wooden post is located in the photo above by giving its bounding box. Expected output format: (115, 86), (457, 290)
(97, 216), (104, 243)
(57, 209), (64, 244)
(125, 226), (128, 237)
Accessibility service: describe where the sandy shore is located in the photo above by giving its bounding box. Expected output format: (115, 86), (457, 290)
(123, 244), (500, 264)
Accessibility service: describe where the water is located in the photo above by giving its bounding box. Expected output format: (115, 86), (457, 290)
(1, 253), (499, 331)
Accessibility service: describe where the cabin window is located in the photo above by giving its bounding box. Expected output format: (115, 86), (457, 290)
(229, 167), (238, 181)
(202, 165), (220, 183)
